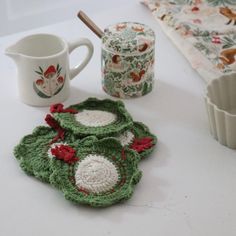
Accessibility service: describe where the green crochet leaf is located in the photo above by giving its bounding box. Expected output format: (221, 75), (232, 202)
(49, 138), (142, 207)
(13, 126), (97, 183)
(52, 98), (133, 138)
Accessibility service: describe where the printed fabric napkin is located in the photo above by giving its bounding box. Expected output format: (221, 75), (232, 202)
(143, 0), (236, 83)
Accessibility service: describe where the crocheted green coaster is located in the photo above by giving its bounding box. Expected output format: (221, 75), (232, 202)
(50, 138), (142, 207)
(14, 126), (97, 183)
(115, 121), (157, 160)
(51, 98), (133, 137)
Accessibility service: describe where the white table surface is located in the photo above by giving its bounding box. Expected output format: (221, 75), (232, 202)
(1, 2), (236, 236)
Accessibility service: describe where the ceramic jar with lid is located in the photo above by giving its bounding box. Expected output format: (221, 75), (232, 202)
(101, 22), (155, 98)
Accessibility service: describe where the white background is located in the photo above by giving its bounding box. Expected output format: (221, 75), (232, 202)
(0, 0), (137, 36)
(1, 1), (236, 236)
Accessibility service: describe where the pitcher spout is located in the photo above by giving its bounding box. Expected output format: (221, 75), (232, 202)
(5, 43), (21, 61)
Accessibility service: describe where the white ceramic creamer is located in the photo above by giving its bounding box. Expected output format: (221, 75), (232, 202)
(5, 34), (94, 106)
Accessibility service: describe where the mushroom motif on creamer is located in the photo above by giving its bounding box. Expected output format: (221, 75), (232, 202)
(33, 64), (65, 98)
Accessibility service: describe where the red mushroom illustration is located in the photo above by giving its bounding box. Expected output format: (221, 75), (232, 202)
(33, 64), (65, 98)
(109, 55), (127, 72)
(191, 6), (199, 12)
(44, 65), (56, 79)
(138, 43), (149, 52)
(36, 79), (44, 86)
(116, 23), (127, 31)
(57, 76), (64, 84)
(112, 55), (121, 64)
(132, 25), (144, 32)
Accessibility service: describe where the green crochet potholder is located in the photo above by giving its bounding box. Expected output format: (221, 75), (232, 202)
(52, 98), (133, 138)
(14, 126), (97, 183)
(49, 138), (142, 207)
(114, 121), (157, 160)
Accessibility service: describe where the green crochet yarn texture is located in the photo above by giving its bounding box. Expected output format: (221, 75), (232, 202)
(13, 98), (157, 208)
(14, 126), (98, 183)
(14, 126), (58, 182)
(52, 98), (133, 137)
(50, 138), (142, 207)
(114, 121), (157, 160)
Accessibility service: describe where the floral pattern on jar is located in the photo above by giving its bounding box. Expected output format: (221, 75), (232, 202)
(101, 22), (155, 98)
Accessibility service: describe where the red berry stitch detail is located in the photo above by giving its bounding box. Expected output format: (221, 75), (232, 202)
(45, 114), (65, 144)
(51, 144), (78, 164)
(130, 137), (154, 153)
(50, 103), (77, 114)
(50, 103), (64, 113)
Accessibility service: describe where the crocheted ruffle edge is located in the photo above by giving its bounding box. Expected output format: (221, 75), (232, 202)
(14, 126), (98, 183)
(14, 126), (56, 182)
(49, 138), (142, 207)
(52, 98), (133, 138)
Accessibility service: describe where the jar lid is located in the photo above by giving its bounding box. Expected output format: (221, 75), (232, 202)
(102, 22), (155, 55)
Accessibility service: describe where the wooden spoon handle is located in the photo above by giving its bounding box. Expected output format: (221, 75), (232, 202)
(77, 11), (104, 38)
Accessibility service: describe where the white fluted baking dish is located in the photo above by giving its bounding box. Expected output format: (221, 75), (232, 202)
(205, 73), (236, 149)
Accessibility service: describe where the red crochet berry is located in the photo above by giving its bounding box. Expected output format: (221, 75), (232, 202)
(51, 144), (78, 164)
(130, 137), (154, 153)
(50, 103), (64, 113)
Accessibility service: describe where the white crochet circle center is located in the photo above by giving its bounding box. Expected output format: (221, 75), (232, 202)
(75, 154), (119, 194)
(75, 109), (117, 127)
(47, 142), (66, 159)
(117, 131), (135, 146)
